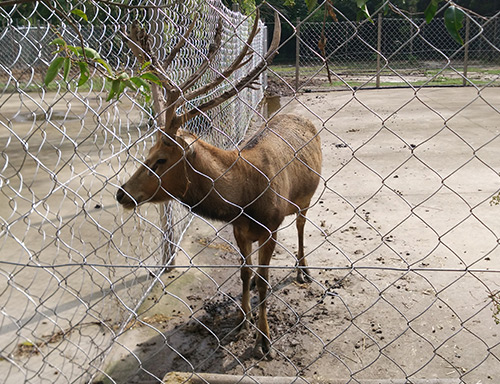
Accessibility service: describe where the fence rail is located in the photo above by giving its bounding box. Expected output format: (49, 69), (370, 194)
(1, 1), (500, 384)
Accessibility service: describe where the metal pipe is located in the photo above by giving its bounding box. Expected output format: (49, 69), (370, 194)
(163, 372), (462, 384)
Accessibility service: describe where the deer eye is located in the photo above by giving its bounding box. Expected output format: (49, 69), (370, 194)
(148, 159), (167, 176)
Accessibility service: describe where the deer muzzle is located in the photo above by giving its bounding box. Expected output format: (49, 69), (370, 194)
(116, 185), (137, 209)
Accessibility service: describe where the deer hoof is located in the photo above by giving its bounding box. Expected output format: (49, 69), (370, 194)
(236, 312), (253, 332)
(253, 339), (274, 360)
(297, 269), (312, 284)
(237, 319), (250, 332)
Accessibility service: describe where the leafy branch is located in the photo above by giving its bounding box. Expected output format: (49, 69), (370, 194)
(35, 0), (476, 100)
(425, 0), (467, 45)
(44, 30), (160, 102)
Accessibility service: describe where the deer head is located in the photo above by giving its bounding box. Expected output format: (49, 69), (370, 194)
(117, 9), (281, 209)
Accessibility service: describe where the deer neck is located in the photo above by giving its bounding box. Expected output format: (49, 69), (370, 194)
(179, 138), (242, 221)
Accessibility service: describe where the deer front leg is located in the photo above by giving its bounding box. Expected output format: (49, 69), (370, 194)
(234, 226), (253, 330)
(253, 232), (277, 360)
(296, 211), (312, 284)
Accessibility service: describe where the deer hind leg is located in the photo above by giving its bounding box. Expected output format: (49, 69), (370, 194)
(296, 210), (312, 284)
(233, 226), (253, 330)
(253, 232), (277, 360)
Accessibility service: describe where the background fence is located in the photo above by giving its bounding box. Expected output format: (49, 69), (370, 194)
(273, 8), (500, 91)
(1, 0), (500, 384)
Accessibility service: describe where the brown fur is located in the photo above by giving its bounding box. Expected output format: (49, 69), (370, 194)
(117, 113), (322, 358)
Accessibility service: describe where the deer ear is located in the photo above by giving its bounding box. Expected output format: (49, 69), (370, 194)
(161, 134), (177, 147)
(175, 134), (194, 156)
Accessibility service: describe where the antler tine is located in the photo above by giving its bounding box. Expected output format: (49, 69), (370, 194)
(158, 14), (201, 137)
(179, 10), (281, 123)
(122, 21), (147, 64)
(181, 8), (262, 103)
(264, 11), (281, 60)
(163, 13), (199, 70)
(178, 18), (224, 93)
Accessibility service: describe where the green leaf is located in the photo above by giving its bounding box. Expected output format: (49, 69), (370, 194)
(67, 45), (79, 56)
(77, 61), (90, 87)
(130, 77), (152, 103)
(49, 37), (66, 46)
(118, 80), (128, 98)
(83, 47), (101, 60)
(444, 5), (465, 45)
(140, 72), (162, 86)
(44, 57), (65, 86)
(106, 79), (121, 102)
(357, 7), (373, 23)
(118, 72), (130, 81)
(124, 79), (138, 92)
(130, 76), (150, 92)
(304, 0), (317, 12)
(140, 61), (152, 71)
(96, 58), (114, 76)
(71, 9), (88, 22)
(63, 57), (71, 82)
(424, 0), (440, 24)
(356, 0), (373, 23)
(74, 46), (101, 60)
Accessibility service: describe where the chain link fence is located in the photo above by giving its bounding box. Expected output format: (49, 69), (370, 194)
(0, 0), (265, 382)
(1, 0), (500, 384)
(279, 6), (500, 91)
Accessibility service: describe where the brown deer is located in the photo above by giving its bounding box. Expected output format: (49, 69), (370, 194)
(117, 10), (322, 359)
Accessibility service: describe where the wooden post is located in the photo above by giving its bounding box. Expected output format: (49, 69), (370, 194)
(376, 13), (382, 88)
(463, 16), (470, 86)
(295, 17), (300, 92)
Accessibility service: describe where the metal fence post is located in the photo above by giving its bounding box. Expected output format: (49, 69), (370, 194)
(376, 12), (382, 88)
(494, 17), (499, 61)
(160, 203), (176, 272)
(463, 15), (470, 86)
(295, 17), (300, 92)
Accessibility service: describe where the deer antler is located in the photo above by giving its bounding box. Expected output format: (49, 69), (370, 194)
(179, 10), (281, 124)
(124, 8), (281, 137)
(181, 9), (261, 103)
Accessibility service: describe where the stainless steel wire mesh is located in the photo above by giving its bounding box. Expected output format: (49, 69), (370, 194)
(1, 1), (499, 384)
(0, 0), (265, 382)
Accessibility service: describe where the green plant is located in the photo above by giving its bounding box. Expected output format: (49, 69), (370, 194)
(45, 35), (159, 102)
(489, 290), (500, 325)
(491, 192), (500, 206)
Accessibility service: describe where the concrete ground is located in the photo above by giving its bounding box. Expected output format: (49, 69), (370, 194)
(99, 87), (500, 383)
(1, 87), (499, 383)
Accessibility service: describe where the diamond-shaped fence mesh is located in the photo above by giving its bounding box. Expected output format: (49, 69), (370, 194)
(1, 1), (499, 384)
(289, 6), (500, 90)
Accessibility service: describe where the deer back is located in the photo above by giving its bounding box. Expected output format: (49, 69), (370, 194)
(178, 114), (322, 230)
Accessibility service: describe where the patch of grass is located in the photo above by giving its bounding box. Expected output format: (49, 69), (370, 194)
(270, 64), (297, 75)
(467, 67), (500, 75)
(296, 75), (499, 90)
